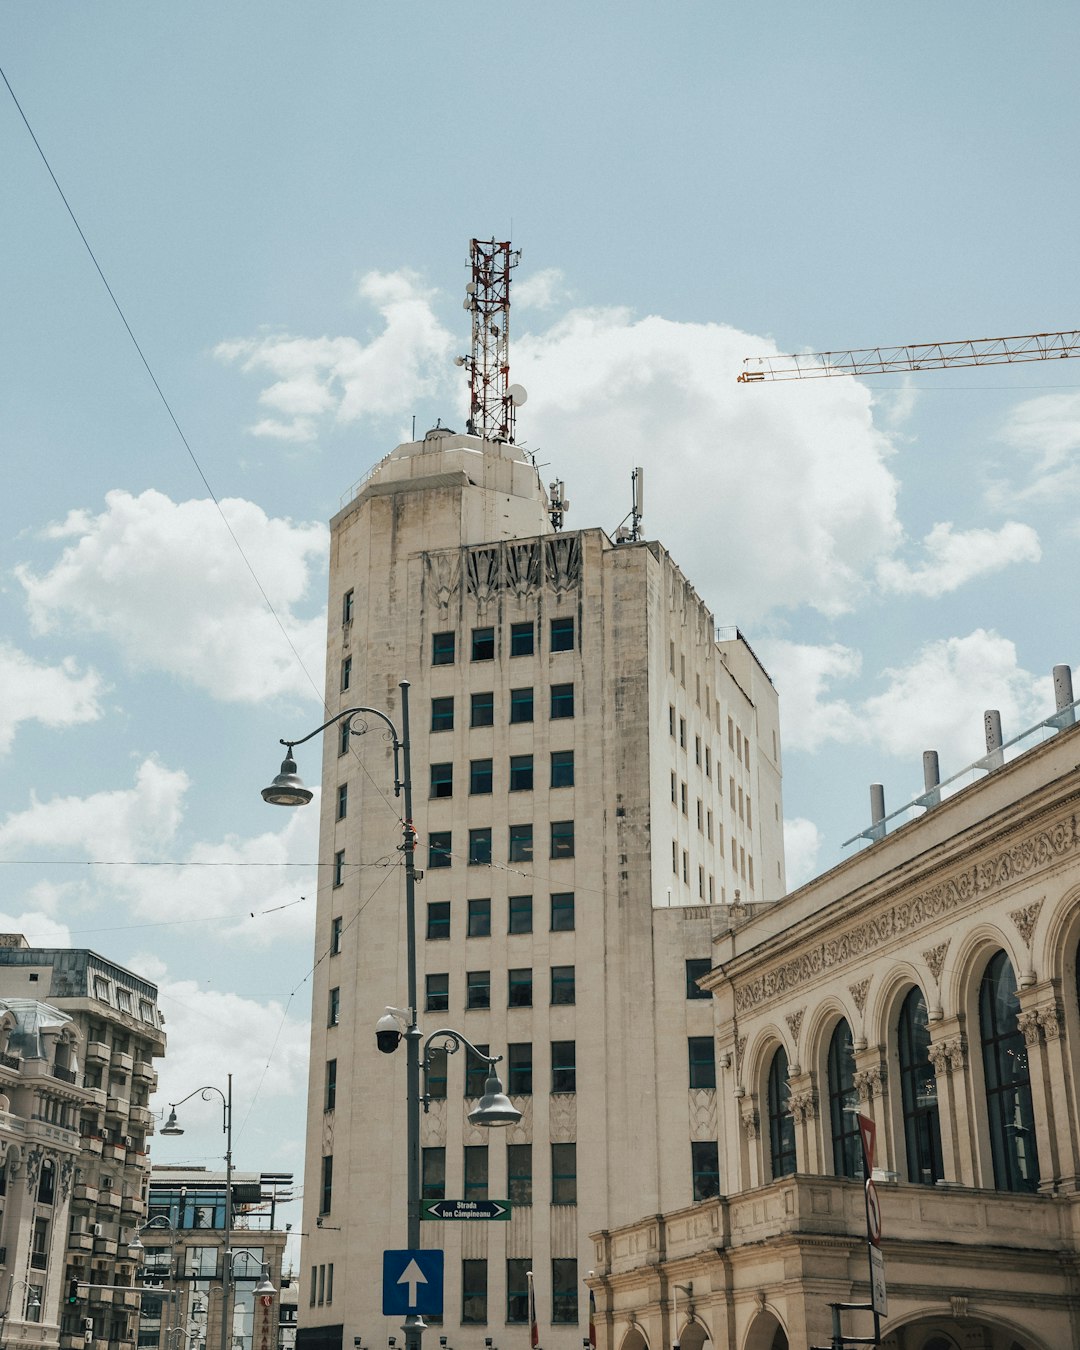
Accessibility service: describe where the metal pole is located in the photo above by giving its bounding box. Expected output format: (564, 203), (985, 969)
(221, 1074), (233, 1350)
(399, 683), (423, 1350)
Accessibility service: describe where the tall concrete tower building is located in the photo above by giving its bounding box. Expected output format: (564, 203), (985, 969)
(296, 243), (786, 1350)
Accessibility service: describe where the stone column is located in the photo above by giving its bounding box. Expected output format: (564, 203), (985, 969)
(927, 1017), (973, 1185)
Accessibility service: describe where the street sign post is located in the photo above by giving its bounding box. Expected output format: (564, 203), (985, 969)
(422, 1199), (511, 1221)
(382, 1250), (444, 1317)
(869, 1247), (888, 1317)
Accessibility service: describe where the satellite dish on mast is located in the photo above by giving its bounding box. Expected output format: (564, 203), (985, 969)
(507, 384), (528, 407)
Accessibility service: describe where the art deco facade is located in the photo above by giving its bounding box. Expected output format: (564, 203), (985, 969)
(298, 428), (786, 1350)
(591, 700), (1080, 1350)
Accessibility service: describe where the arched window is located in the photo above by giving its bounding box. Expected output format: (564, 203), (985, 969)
(827, 1020), (861, 1178)
(898, 987), (943, 1184)
(980, 950), (1039, 1192)
(767, 1046), (796, 1178)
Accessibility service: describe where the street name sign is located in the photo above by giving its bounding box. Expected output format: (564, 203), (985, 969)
(382, 1249), (444, 1316)
(423, 1199), (511, 1221)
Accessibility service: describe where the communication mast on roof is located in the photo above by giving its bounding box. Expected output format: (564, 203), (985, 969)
(457, 238), (526, 442)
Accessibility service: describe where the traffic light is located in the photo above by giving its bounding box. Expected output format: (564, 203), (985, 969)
(67, 1279), (80, 1305)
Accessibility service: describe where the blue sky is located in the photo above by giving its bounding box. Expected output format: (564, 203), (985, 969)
(2, 2), (1079, 1236)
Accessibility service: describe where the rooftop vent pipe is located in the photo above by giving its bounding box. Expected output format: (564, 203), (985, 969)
(1053, 664), (1076, 728)
(919, 750), (941, 808)
(983, 709), (1004, 771)
(869, 784), (886, 841)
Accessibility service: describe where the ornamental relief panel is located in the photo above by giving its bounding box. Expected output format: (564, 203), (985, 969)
(425, 537), (582, 612)
(421, 1097), (447, 1146)
(688, 1089), (718, 1140)
(1009, 897), (1044, 947)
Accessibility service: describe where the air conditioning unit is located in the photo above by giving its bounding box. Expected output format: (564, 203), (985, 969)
(123, 1137), (133, 1148)
(92, 1224), (103, 1238)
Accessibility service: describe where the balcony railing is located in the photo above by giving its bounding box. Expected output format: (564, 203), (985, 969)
(52, 1064), (78, 1084)
(0, 1052), (20, 1070)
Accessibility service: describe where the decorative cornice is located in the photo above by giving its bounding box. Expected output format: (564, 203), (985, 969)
(734, 814), (1078, 1014)
(1009, 897), (1045, 947)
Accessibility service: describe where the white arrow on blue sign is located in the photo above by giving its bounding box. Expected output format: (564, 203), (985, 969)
(382, 1250), (444, 1316)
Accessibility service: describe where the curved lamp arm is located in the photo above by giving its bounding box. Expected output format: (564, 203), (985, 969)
(279, 705), (404, 797)
(421, 1028), (502, 1111)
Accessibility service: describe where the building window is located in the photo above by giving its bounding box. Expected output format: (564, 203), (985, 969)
(342, 589), (354, 625)
(470, 759), (493, 795)
(828, 1020), (862, 1179)
(509, 823), (534, 862)
(328, 987), (340, 1026)
(695, 734), (701, 766)
(507, 1143), (532, 1204)
(462, 1260), (487, 1324)
(30, 1216), (48, 1268)
(550, 683), (574, 719)
(509, 754), (534, 791)
(422, 1148), (445, 1201)
(425, 973), (449, 1013)
(338, 720), (350, 756)
(688, 1036), (715, 1089)
(768, 1046), (796, 1179)
(550, 749), (574, 787)
(691, 1140), (720, 1200)
(427, 901), (451, 941)
(466, 970), (491, 1010)
(550, 820), (575, 858)
(551, 1040), (576, 1093)
(508, 1043), (533, 1095)
(551, 1258), (578, 1324)
(508, 968), (533, 1008)
(471, 691), (494, 727)
(551, 1143), (577, 1204)
(465, 1044), (490, 1097)
(464, 1146), (488, 1201)
(469, 827), (492, 866)
(472, 627), (495, 661)
(467, 898), (491, 937)
(510, 622), (535, 656)
(550, 615), (574, 651)
(427, 1046), (448, 1100)
(669, 704), (676, 738)
(705, 746), (711, 777)
(899, 987), (943, 1185)
(431, 697), (454, 732)
(325, 1059), (337, 1112)
(551, 892), (575, 931)
(430, 762), (453, 798)
(432, 631), (455, 665)
(330, 916), (343, 955)
(981, 950), (1039, 1192)
(429, 832), (452, 868)
(333, 850), (345, 887)
(679, 716), (687, 747)
(340, 656), (351, 692)
(509, 894), (533, 934)
(320, 1155), (333, 1213)
(680, 782), (688, 815)
(507, 1259), (531, 1323)
(510, 687), (534, 723)
(685, 958), (711, 999)
(550, 965), (575, 1006)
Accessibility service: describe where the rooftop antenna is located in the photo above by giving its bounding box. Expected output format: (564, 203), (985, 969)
(614, 467), (644, 542)
(456, 238), (525, 443)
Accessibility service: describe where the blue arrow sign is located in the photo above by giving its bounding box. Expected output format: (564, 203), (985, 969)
(382, 1250), (444, 1316)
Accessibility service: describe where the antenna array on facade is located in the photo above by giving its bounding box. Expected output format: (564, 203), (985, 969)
(459, 238), (524, 442)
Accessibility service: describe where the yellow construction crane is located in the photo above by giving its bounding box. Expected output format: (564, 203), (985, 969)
(738, 328), (1080, 382)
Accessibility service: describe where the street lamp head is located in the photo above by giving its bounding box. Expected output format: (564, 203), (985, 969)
(253, 1273), (276, 1297)
(160, 1107), (184, 1136)
(261, 750), (314, 807)
(466, 1072), (522, 1128)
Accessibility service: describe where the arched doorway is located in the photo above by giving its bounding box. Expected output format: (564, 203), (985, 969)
(744, 1310), (788, 1350)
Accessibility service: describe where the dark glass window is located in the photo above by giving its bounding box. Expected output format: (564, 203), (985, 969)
(333, 850), (345, 887)
(320, 1155), (333, 1213)
(422, 1147), (445, 1200)
(688, 1036), (715, 1089)
(428, 832), (452, 869)
(685, 958), (711, 999)
(471, 627), (495, 661)
(425, 974), (449, 1013)
(828, 1020), (862, 1179)
(467, 899), (491, 937)
(330, 916), (342, 955)
(551, 820), (575, 858)
(509, 755), (534, 791)
(508, 1043), (533, 1095)
(462, 1260), (487, 1324)
(432, 631), (455, 665)
(470, 759), (493, 794)
(551, 1040), (576, 1093)
(510, 687), (534, 723)
(899, 987), (943, 1185)
(510, 622), (535, 656)
(336, 782), (348, 820)
(471, 691), (494, 727)
(506, 1259), (531, 1323)
(469, 828), (492, 865)
(466, 970), (491, 1010)
(340, 656), (351, 692)
(508, 969), (533, 1008)
(550, 966), (575, 1006)
(691, 1141), (720, 1200)
(427, 1046), (447, 1101)
(342, 590), (354, 625)
(427, 902), (451, 941)
(550, 749), (574, 787)
(464, 1146), (488, 1201)
(465, 1043), (490, 1097)
(550, 683), (574, 719)
(551, 892), (575, 931)
(328, 987), (340, 1026)
(507, 1143), (531, 1204)
(509, 824), (534, 862)
(551, 1259), (577, 1324)
(550, 615), (574, 652)
(431, 696), (454, 731)
(430, 762), (453, 798)
(551, 1143), (577, 1204)
(509, 895), (533, 934)
(325, 1059), (337, 1112)
(339, 720), (350, 756)
(768, 1046), (797, 1179)
(981, 950), (1039, 1192)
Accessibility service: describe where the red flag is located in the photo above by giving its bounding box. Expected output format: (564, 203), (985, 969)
(528, 1269), (538, 1348)
(588, 1288), (597, 1349)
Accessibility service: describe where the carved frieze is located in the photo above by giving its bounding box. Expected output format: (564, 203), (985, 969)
(466, 547), (501, 606)
(545, 536), (582, 593)
(424, 552), (460, 610)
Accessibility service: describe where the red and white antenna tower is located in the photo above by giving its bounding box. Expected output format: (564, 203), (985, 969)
(459, 238), (525, 442)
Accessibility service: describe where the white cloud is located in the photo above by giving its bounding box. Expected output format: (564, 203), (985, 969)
(0, 643), (105, 755)
(514, 268), (569, 311)
(16, 489), (327, 703)
(216, 269), (455, 442)
(991, 391), (1080, 503)
(0, 911), (72, 947)
(784, 817), (824, 890)
(877, 520), (1041, 598)
(758, 639), (863, 753)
